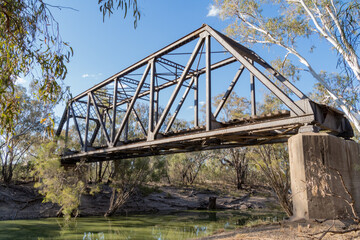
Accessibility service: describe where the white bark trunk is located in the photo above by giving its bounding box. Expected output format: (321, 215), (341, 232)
(234, 2), (360, 133)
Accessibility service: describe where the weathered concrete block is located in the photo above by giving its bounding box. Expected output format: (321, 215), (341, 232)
(288, 133), (360, 220)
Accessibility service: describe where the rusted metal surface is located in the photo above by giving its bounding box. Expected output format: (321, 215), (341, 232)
(56, 24), (353, 164)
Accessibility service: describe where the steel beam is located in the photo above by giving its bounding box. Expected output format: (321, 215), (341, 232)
(205, 34), (212, 131)
(70, 103), (84, 148)
(113, 63), (151, 145)
(90, 92), (111, 146)
(214, 66), (245, 118)
(84, 94), (91, 152)
(152, 37), (205, 138)
(250, 60), (256, 116)
(105, 109), (112, 125)
(148, 59), (156, 139)
(132, 108), (147, 136)
(111, 78), (118, 142)
(205, 26), (305, 116)
(155, 90), (159, 124)
(55, 107), (68, 136)
(90, 120), (100, 145)
(61, 114), (315, 161)
(194, 76), (199, 128)
(115, 57), (236, 107)
(70, 26), (207, 102)
(65, 105), (70, 149)
(165, 76), (195, 133)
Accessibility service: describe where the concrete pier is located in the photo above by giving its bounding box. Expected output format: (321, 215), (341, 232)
(288, 133), (360, 220)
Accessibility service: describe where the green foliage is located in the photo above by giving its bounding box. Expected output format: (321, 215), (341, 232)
(99, 0), (140, 28)
(32, 140), (87, 220)
(212, 92), (251, 189)
(168, 152), (209, 186)
(216, 0), (311, 47)
(311, 72), (359, 109)
(105, 157), (155, 216)
(0, 0), (141, 135)
(214, 0), (360, 132)
(249, 143), (292, 216)
(213, 92), (250, 121)
(0, 0), (72, 133)
(0, 86), (52, 183)
(148, 156), (168, 182)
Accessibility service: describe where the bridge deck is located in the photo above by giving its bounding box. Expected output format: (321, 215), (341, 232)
(61, 110), (315, 163)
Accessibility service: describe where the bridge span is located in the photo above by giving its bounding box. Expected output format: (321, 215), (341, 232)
(56, 24), (353, 164)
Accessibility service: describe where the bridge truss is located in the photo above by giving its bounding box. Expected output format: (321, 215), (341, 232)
(56, 24), (353, 163)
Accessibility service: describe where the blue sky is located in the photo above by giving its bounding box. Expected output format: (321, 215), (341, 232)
(18, 1), (341, 119)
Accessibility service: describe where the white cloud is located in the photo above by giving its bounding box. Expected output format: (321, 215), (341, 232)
(16, 77), (27, 85)
(187, 102), (205, 109)
(207, 4), (220, 17)
(82, 73), (103, 78)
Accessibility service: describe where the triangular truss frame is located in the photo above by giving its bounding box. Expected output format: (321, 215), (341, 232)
(56, 24), (353, 163)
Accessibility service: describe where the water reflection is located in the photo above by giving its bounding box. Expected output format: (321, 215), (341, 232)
(0, 210), (285, 240)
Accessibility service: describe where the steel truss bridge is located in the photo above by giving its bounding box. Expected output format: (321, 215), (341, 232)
(56, 24), (353, 163)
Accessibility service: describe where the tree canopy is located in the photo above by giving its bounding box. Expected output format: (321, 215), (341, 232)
(214, 0), (360, 133)
(0, 0), (140, 134)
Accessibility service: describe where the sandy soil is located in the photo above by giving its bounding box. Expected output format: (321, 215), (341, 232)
(198, 219), (360, 240)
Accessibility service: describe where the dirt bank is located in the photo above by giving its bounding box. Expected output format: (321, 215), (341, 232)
(198, 219), (360, 240)
(0, 183), (278, 220)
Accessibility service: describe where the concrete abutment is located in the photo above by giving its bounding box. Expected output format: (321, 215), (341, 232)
(288, 133), (360, 220)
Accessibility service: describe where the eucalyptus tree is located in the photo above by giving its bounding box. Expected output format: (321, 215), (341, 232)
(0, 0), (140, 134)
(214, 0), (360, 132)
(168, 152), (210, 186)
(0, 86), (52, 183)
(250, 143), (292, 216)
(214, 92), (251, 189)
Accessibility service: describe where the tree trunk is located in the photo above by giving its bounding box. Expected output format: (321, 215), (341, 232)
(104, 207), (117, 217)
(236, 166), (243, 190)
(104, 190), (130, 217)
(2, 164), (13, 184)
(98, 162), (103, 183)
(208, 197), (217, 210)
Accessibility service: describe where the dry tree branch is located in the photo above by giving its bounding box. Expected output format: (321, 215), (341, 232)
(329, 167), (360, 223)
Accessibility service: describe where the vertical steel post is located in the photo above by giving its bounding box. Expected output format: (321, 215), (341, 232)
(65, 103), (70, 142)
(155, 90), (159, 124)
(205, 34), (212, 131)
(148, 59), (156, 139)
(90, 93), (111, 145)
(65, 103), (70, 149)
(152, 37), (205, 137)
(194, 76), (199, 128)
(84, 94), (91, 152)
(102, 110), (107, 145)
(125, 102), (129, 141)
(250, 60), (256, 116)
(111, 78), (118, 142)
(70, 103), (84, 148)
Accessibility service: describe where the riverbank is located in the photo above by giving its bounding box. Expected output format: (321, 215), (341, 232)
(0, 182), (279, 220)
(199, 219), (360, 239)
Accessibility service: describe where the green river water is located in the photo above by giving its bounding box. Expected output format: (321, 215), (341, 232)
(0, 210), (285, 240)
